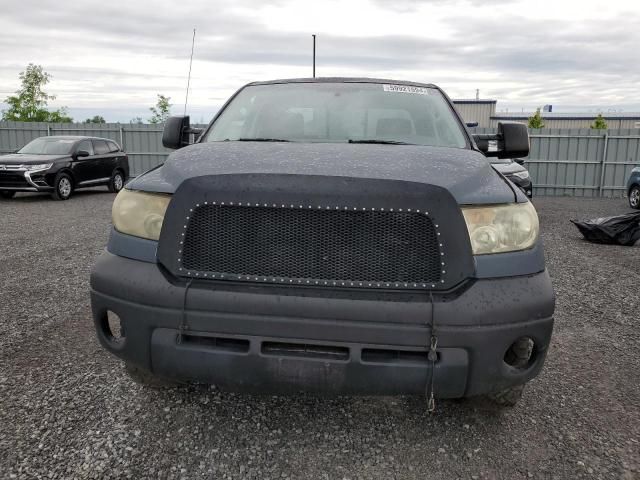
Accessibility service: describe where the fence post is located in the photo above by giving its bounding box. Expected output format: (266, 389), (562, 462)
(119, 125), (125, 150)
(598, 131), (609, 197)
(46, 124), (51, 136)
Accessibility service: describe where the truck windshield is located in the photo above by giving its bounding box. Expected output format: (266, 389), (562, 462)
(18, 138), (76, 155)
(204, 82), (468, 148)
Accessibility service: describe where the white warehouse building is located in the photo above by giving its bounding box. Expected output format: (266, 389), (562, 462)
(452, 100), (640, 129)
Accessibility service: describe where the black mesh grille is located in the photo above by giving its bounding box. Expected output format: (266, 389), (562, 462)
(181, 204), (442, 287)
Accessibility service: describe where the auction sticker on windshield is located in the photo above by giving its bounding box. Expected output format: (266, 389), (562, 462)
(383, 84), (431, 95)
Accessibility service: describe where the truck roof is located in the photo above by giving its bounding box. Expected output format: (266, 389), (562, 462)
(247, 77), (438, 89)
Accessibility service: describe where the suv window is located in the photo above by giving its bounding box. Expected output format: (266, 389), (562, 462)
(93, 140), (109, 155)
(76, 140), (93, 155)
(107, 141), (120, 153)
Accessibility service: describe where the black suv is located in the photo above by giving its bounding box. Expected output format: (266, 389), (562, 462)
(0, 136), (129, 200)
(91, 78), (555, 408)
(491, 158), (533, 198)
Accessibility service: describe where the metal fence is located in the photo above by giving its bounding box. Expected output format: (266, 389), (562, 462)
(1, 122), (639, 197)
(472, 128), (639, 197)
(0, 121), (207, 177)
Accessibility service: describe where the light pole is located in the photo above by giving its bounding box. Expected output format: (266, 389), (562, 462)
(312, 34), (316, 78)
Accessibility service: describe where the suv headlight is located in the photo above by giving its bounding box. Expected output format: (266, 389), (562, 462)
(112, 189), (171, 240)
(510, 170), (530, 180)
(24, 163), (53, 171)
(462, 202), (539, 255)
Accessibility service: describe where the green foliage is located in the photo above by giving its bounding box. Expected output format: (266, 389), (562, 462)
(49, 109), (73, 123)
(591, 113), (608, 130)
(2, 64), (72, 122)
(148, 94), (171, 124)
(527, 108), (545, 129)
(84, 115), (106, 124)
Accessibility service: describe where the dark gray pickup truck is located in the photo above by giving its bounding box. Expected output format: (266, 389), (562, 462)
(90, 78), (555, 408)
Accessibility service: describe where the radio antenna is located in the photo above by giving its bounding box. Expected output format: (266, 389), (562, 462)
(312, 34), (316, 78)
(184, 28), (196, 116)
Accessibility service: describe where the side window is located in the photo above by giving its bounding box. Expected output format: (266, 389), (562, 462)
(76, 140), (93, 155)
(107, 141), (120, 153)
(93, 140), (109, 155)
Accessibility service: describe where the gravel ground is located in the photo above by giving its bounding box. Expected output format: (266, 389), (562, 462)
(1, 191), (639, 480)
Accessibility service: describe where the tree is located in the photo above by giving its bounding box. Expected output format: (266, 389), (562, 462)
(527, 108), (545, 129)
(148, 94), (171, 124)
(591, 113), (608, 130)
(2, 64), (72, 122)
(49, 109), (73, 123)
(129, 117), (144, 125)
(84, 115), (106, 124)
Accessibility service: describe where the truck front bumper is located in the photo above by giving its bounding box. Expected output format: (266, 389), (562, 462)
(90, 252), (554, 398)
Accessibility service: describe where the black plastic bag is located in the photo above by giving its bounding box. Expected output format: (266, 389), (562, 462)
(571, 211), (640, 246)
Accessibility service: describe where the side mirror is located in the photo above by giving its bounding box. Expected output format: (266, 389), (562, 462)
(514, 158), (525, 165)
(76, 150), (90, 157)
(162, 116), (204, 149)
(472, 122), (529, 159)
(162, 116), (190, 149)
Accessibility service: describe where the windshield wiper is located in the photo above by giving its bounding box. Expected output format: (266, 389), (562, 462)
(348, 139), (414, 145)
(233, 138), (291, 142)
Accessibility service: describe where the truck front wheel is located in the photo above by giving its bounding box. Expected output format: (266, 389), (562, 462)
(486, 384), (525, 407)
(486, 337), (534, 407)
(124, 363), (181, 388)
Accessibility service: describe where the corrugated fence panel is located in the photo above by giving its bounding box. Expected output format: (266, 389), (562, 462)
(1, 122), (639, 197)
(121, 124), (170, 176)
(469, 127), (640, 197)
(603, 129), (640, 197)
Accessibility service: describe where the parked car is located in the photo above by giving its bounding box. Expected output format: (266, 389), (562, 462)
(627, 166), (640, 209)
(90, 78), (555, 408)
(491, 158), (533, 198)
(0, 136), (129, 200)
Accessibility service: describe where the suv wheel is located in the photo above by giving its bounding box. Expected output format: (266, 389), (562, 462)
(629, 186), (640, 209)
(124, 363), (181, 388)
(52, 173), (73, 201)
(109, 170), (125, 193)
(0, 191), (16, 199)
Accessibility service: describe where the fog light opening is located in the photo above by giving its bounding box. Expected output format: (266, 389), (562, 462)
(104, 310), (125, 345)
(504, 337), (536, 371)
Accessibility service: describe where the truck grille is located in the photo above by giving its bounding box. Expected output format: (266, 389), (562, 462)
(180, 204), (443, 288)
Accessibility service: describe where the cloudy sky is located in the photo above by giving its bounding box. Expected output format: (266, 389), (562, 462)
(1, 0), (639, 122)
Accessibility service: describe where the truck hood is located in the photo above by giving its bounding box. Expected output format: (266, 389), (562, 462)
(129, 142), (517, 204)
(0, 153), (69, 165)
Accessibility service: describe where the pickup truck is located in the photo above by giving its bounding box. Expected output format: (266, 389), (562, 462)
(90, 78), (555, 408)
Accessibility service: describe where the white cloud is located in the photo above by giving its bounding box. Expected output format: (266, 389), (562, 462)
(0, 0), (638, 121)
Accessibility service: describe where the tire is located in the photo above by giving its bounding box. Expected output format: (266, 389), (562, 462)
(486, 384), (526, 407)
(0, 191), (16, 199)
(124, 362), (181, 388)
(486, 337), (534, 407)
(51, 173), (73, 201)
(629, 186), (640, 209)
(108, 170), (125, 193)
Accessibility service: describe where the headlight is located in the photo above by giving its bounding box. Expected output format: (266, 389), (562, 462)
(462, 202), (539, 255)
(112, 189), (171, 240)
(510, 170), (530, 180)
(23, 163), (53, 171)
